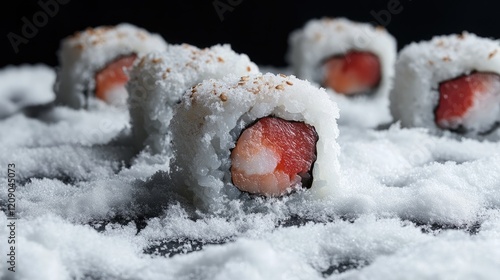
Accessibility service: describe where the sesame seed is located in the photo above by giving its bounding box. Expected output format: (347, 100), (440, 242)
(220, 93), (228, 101)
(136, 32), (147, 40)
(275, 85), (284, 90)
(138, 57), (146, 68)
(71, 31), (82, 39)
(489, 50), (498, 59)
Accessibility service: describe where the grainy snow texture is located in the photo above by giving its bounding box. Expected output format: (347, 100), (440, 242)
(1, 70), (500, 280)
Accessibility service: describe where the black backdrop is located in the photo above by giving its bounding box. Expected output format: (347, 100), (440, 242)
(1, 0), (499, 68)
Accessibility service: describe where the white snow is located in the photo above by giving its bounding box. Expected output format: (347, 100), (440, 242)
(0, 64), (55, 119)
(1, 67), (500, 280)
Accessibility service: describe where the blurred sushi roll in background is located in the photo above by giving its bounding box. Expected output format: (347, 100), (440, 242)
(169, 73), (340, 211)
(287, 17), (397, 128)
(390, 32), (500, 140)
(0, 64), (55, 119)
(54, 23), (167, 109)
(127, 44), (259, 154)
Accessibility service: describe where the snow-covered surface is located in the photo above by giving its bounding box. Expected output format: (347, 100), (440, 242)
(1, 70), (500, 280)
(0, 64), (55, 119)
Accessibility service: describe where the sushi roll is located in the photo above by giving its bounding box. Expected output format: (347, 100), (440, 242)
(390, 32), (500, 140)
(55, 23), (167, 109)
(127, 44), (259, 154)
(169, 73), (340, 211)
(287, 17), (397, 128)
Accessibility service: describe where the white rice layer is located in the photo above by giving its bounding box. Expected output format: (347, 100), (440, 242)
(55, 23), (167, 109)
(169, 73), (341, 212)
(287, 17), (397, 128)
(127, 44), (259, 154)
(390, 32), (500, 140)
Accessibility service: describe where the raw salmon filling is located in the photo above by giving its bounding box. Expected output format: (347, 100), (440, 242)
(95, 54), (137, 103)
(435, 72), (500, 133)
(230, 117), (318, 197)
(323, 51), (381, 96)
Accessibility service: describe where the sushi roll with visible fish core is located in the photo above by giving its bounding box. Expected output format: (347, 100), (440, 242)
(169, 73), (340, 210)
(390, 32), (500, 139)
(127, 44), (259, 154)
(55, 23), (167, 109)
(287, 17), (396, 127)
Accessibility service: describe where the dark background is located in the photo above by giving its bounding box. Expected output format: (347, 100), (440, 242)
(1, 0), (499, 68)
